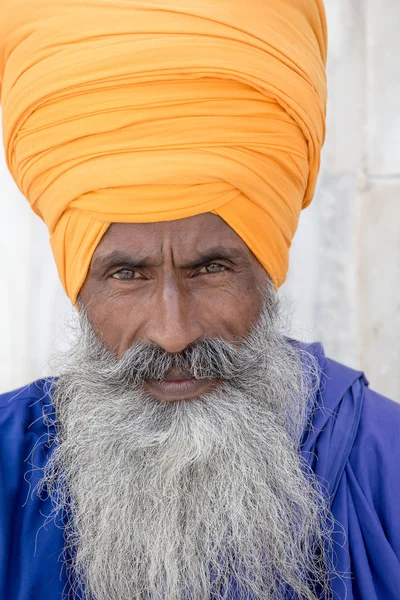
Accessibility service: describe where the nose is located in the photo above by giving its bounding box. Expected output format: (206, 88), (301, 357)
(145, 284), (203, 354)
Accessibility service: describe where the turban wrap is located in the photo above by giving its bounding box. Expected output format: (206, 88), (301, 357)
(0, 0), (327, 304)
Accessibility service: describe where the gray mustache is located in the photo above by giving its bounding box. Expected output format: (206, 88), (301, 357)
(91, 338), (262, 388)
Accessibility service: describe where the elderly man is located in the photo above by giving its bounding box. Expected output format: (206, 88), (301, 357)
(0, 1), (399, 599)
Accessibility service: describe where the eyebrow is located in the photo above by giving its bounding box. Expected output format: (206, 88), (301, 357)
(91, 250), (158, 273)
(182, 246), (247, 269)
(92, 245), (248, 273)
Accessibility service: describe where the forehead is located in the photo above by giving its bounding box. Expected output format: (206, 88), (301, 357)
(94, 213), (253, 260)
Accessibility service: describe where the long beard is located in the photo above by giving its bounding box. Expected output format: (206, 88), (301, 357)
(40, 286), (333, 600)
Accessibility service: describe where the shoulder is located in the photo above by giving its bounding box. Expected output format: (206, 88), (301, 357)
(316, 348), (400, 474)
(302, 343), (399, 498)
(349, 386), (400, 500)
(0, 381), (67, 598)
(300, 344), (400, 598)
(356, 385), (400, 446)
(0, 378), (55, 434)
(0, 379), (56, 493)
(334, 372), (400, 556)
(345, 388), (400, 594)
(0, 378), (53, 408)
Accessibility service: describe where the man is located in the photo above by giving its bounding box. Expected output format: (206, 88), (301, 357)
(0, 1), (399, 599)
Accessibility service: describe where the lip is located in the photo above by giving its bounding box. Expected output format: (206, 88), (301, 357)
(144, 377), (217, 402)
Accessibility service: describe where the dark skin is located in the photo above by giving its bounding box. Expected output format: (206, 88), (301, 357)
(80, 213), (268, 401)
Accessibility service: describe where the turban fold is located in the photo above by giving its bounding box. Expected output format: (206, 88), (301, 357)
(0, 0), (327, 303)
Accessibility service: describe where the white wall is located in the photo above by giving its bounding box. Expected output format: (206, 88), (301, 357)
(1, 0), (399, 399)
(285, 0), (400, 401)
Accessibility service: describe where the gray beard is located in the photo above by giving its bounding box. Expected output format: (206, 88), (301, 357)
(40, 285), (333, 600)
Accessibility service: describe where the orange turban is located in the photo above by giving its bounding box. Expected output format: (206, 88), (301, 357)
(0, 0), (327, 304)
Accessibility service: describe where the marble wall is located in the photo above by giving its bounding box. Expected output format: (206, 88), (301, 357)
(0, 0), (399, 399)
(284, 0), (400, 400)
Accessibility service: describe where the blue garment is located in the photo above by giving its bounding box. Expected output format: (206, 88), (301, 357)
(0, 343), (399, 599)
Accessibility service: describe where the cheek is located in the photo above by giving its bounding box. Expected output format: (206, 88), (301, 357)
(222, 293), (263, 338)
(82, 290), (144, 354)
(215, 269), (267, 338)
(194, 283), (264, 340)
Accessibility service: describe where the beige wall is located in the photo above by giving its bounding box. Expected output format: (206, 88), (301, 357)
(283, 0), (400, 400)
(0, 0), (399, 399)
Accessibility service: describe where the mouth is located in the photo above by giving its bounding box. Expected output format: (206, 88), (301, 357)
(144, 368), (217, 402)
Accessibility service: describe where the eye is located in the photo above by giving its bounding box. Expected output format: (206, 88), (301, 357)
(111, 269), (144, 281)
(197, 263), (228, 275)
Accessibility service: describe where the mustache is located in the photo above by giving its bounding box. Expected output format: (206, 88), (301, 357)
(86, 336), (265, 389)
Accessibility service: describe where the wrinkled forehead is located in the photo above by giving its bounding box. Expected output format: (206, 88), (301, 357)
(90, 213), (266, 271)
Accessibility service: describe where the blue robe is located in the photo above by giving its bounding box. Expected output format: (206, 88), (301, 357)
(0, 343), (399, 599)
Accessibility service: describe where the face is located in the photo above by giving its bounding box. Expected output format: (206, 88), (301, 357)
(49, 216), (331, 600)
(80, 213), (268, 401)
(47, 253), (331, 600)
